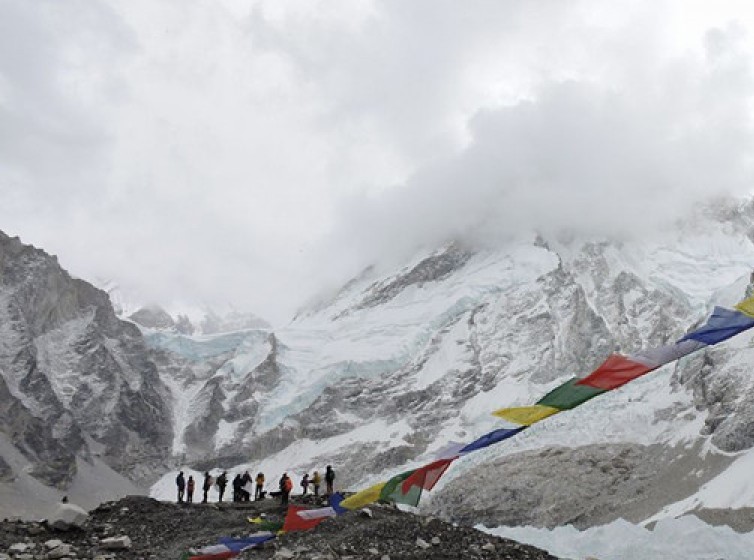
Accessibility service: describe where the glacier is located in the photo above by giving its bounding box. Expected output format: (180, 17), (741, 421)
(6, 201), (754, 559)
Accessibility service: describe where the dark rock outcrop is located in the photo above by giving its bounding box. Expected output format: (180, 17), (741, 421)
(0, 231), (172, 487)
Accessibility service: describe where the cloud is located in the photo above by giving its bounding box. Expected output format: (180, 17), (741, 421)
(2, 0), (754, 323)
(323, 18), (754, 272)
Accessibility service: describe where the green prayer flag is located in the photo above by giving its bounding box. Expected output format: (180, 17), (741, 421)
(536, 377), (605, 410)
(379, 470), (423, 506)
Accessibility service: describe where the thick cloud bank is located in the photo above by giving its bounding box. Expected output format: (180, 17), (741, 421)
(2, 0), (754, 322)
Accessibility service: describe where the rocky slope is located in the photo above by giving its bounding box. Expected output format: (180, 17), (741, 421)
(0, 495), (558, 560)
(0, 231), (172, 510)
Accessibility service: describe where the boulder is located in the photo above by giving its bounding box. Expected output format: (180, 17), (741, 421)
(49, 503), (88, 530)
(44, 539), (64, 549)
(100, 535), (132, 550)
(48, 544), (73, 559)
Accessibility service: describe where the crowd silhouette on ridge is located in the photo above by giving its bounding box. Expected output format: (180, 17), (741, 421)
(174, 465), (336, 506)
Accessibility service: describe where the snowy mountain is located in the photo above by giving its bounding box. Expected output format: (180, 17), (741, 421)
(5, 199), (754, 542)
(144, 199), (754, 534)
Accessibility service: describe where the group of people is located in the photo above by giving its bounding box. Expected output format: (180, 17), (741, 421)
(275, 466), (335, 506)
(174, 465), (336, 506)
(231, 471), (265, 502)
(175, 471), (228, 504)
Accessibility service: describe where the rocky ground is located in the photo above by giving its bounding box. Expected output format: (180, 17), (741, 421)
(0, 496), (558, 560)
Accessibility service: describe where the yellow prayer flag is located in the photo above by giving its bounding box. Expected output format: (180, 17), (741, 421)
(248, 516), (263, 524)
(735, 296), (754, 318)
(340, 482), (387, 510)
(491, 404), (560, 425)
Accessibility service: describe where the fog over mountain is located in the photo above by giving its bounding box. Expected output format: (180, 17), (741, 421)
(4, 1), (754, 324)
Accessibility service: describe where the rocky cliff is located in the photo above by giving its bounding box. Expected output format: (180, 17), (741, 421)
(0, 231), (172, 494)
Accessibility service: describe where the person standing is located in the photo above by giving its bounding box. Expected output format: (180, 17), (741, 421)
(241, 471), (252, 502)
(176, 471), (186, 503)
(202, 472), (213, 504)
(187, 475), (195, 503)
(232, 473), (243, 502)
(325, 465), (335, 496)
(255, 472), (265, 501)
(301, 473), (310, 496)
(280, 473), (292, 506)
(311, 471), (321, 497)
(217, 471), (228, 502)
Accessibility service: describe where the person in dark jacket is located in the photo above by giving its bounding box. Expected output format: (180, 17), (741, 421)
(176, 471), (186, 503)
(202, 471), (213, 504)
(216, 471), (228, 502)
(325, 465), (335, 496)
(232, 473), (243, 502)
(301, 473), (310, 496)
(241, 471), (252, 502)
(187, 475), (195, 503)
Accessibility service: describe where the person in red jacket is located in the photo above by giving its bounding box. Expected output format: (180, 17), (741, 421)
(279, 473), (293, 506)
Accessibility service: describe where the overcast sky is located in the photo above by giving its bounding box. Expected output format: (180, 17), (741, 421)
(3, 0), (754, 324)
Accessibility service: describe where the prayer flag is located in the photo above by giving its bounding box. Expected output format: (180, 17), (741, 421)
(283, 505), (326, 532)
(400, 458), (455, 494)
(491, 404), (560, 425)
(340, 482), (386, 510)
(218, 534), (274, 552)
(330, 493), (348, 514)
(458, 427), (526, 454)
(380, 470), (421, 506)
(296, 507), (337, 520)
(628, 339), (706, 367)
(679, 307), (754, 346)
(735, 295), (754, 317)
(536, 377), (605, 410)
(576, 354), (655, 390)
(188, 552), (235, 560)
(433, 441), (468, 459)
(247, 518), (283, 532)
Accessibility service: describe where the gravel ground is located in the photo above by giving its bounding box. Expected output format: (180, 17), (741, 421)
(0, 495), (559, 560)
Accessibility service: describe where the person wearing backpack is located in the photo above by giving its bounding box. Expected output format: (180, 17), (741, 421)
(300, 473), (310, 496)
(325, 465), (335, 496)
(216, 471), (228, 502)
(280, 473), (293, 506)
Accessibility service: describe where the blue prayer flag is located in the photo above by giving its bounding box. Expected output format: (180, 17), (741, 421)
(458, 426), (526, 454)
(679, 307), (754, 346)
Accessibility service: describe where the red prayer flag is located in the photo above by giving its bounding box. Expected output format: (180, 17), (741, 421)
(189, 553), (236, 560)
(576, 354), (656, 390)
(400, 458), (455, 494)
(282, 505), (327, 532)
